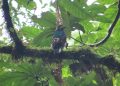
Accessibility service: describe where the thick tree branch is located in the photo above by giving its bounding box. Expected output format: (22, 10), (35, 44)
(89, 1), (120, 47)
(2, 0), (23, 47)
(2, 0), (25, 58)
(0, 46), (120, 72)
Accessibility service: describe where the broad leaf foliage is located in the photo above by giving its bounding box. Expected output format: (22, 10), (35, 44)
(0, 0), (120, 86)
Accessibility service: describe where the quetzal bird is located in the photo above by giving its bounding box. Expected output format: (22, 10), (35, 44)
(52, 25), (68, 54)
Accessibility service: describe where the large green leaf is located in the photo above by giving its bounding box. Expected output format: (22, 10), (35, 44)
(0, 60), (12, 68)
(59, 0), (91, 19)
(92, 19), (120, 56)
(17, 0), (36, 10)
(104, 4), (118, 21)
(31, 12), (56, 47)
(113, 74), (120, 86)
(19, 26), (42, 40)
(113, 20), (120, 40)
(32, 11), (56, 28)
(95, 15), (112, 23)
(80, 71), (97, 86)
(62, 66), (72, 78)
(80, 20), (95, 32)
(97, 0), (117, 4)
(0, 60), (51, 86)
(64, 71), (97, 86)
(32, 28), (53, 47)
(60, 9), (85, 36)
(87, 4), (106, 14)
(86, 4), (112, 23)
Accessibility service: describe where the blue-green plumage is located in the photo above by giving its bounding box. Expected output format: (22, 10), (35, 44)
(52, 25), (67, 54)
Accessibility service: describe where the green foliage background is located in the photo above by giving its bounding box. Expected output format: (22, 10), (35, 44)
(0, 0), (120, 86)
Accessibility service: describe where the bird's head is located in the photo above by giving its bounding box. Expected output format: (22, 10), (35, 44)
(56, 25), (65, 30)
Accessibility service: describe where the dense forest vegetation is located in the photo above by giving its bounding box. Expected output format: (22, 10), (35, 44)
(0, 0), (120, 86)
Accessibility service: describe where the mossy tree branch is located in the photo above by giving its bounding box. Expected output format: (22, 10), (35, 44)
(0, 46), (120, 72)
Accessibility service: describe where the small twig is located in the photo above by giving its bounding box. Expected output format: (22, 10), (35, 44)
(70, 36), (82, 43)
(70, 35), (85, 47)
(79, 30), (84, 43)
